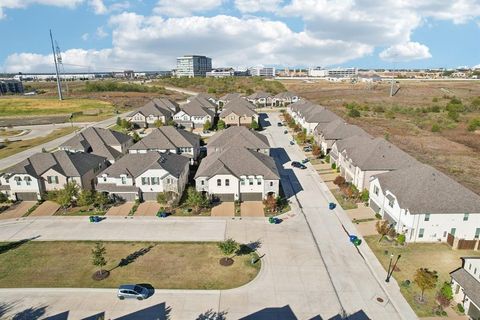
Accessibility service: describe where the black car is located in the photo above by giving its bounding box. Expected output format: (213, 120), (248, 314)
(277, 122), (283, 126)
(291, 161), (307, 169)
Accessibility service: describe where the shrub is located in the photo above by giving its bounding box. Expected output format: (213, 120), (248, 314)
(440, 282), (453, 300)
(385, 110), (396, 119)
(333, 176), (346, 186)
(360, 190), (369, 202)
(447, 110), (459, 121)
(375, 213), (382, 219)
(457, 303), (465, 314)
(325, 155), (330, 163)
(467, 118), (480, 132)
(432, 97), (438, 103)
(348, 108), (361, 118)
(431, 123), (441, 132)
(373, 106), (385, 113)
(396, 233), (406, 245)
(331, 163), (336, 170)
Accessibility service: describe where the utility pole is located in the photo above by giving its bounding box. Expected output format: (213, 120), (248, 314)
(50, 29), (63, 101)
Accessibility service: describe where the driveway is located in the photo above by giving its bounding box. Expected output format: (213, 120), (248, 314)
(28, 201), (60, 217)
(105, 202), (134, 216)
(240, 201), (265, 217)
(211, 202), (234, 217)
(0, 201), (36, 220)
(346, 203), (377, 221)
(135, 201), (161, 216)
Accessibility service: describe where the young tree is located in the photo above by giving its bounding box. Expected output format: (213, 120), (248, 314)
(263, 195), (277, 212)
(91, 242), (108, 279)
(312, 145), (322, 157)
(184, 187), (209, 213)
(218, 238), (239, 263)
(132, 131), (141, 143)
(217, 119), (226, 130)
(375, 220), (392, 242)
(250, 119), (260, 131)
(166, 119), (176, 126)
(203, 120), (212, 131)
(77, 189), (96, 207)
(414, 268), (438, 302)
(154, 119), (164, 128)
(333, 176), (346, 187)
(94, 192), (110, 211)
(116, 117), (121, 126)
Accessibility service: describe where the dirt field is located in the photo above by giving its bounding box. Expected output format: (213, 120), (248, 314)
(282, 80), (480, 195)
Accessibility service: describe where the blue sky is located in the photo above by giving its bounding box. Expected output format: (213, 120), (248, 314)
(1, 0), (479, 73)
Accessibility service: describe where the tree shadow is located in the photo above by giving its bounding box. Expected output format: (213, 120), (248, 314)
(11, 306), (47, 320)
(0, 235), (40, 255)
(196, 309), (228, 320)
(236, 240), (262, 256)
(114, 303), (172, 320)
(240, 305), (370, 320)
(110, 245), (155, 271)
(44, 311), (69, 320)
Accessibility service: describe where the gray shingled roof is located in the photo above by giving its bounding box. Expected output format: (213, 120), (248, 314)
(450, 265), (480, 306)
(60, 127), (131, 162)
(376, 163), (480, 214)
(207, 126), (270, 151)
(334, 135), (374, 155)
(195, 93), (216, 101)
(195, 146), (279, 180)
(319, 119), (368, 141)
(289, 99), (315, 112)
(247, 91), (271, 99)
(129, 127), (199, 151)
(188, 95), (216, 109)
(5, 150), (106, 178)
(219, 93), (243, 101)
(219, 98), (257, 117)
(99, 152), (189, 179)
(179, 99), (215, 118)
(274, 91), (297, 99)
(130, 98), (177, 118)
(346, 137), (416, 171)
(304, 107), (342, 123)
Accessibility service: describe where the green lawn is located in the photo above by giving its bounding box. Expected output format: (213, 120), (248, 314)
(0, 127), (78, 159)
(0, 241), (260, 289)
(365, 235), (480, 317)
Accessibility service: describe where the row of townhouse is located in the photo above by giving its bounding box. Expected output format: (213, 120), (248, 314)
(194, 126), (280, 202)
(450, 257), (480, 318)
(288, 100), (480, 245)
(0, 125), (201, 203)
(218, 91), (299, 108)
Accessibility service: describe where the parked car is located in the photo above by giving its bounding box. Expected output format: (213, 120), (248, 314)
(284, 130), (288, 134)
(277, 122), (283, 127)
(291, 161), (307, 169)
(117, 284), (150, 300)
(303, 146), (312, 152)
(289, 140), (295, 145)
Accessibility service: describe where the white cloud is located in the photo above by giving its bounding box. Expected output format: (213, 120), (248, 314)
(3, 13), (372, 72)
(153, 0), (223, 17)
(234, 0), (282, 13)
(0, 0), (83, 19)
(89, 0), (107, 14)
(96, 26), (108, 38)
(379, 42), (432, 62)
(81, 33), (89, 41)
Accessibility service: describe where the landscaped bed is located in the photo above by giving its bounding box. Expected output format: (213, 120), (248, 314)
(365, 235), (480, 317)
(0, 241), (260, 289)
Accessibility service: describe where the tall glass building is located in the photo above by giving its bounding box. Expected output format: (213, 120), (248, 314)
(176, 55), (212, 77)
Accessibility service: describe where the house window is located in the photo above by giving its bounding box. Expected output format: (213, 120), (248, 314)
(257, 179), (261, 185)
(418, 228), (424, 238)
(151, 177), (159, 185)
(249, 178), (253, 186)
(424, 214), (430, 222)
(225, 179), (230, 186)
(475, 228), (480, 239)
(388, 198), (394, 208)
(270, 181), (273, 187)
(240, 178), (245, 185)
(25, 177), (32, 186)
(450, 228), (456, 236)
(217, 179), (221, 186)
(121, 177), (127, 185)
(201, 180), (205, 186)
(463, 213), (469, 221)
(14, 177), (22, 186)
(103, 177), (107, 182)
(141, 177), (149, 185)
(373, 185), (379, 196)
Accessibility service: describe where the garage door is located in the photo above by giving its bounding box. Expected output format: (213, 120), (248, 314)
(112, 192), (137, 202)
(142, 192), (158, 201)
(15, 192), (38, 201)
(214, 194), (235, 202)
(240, 193), (263, 201)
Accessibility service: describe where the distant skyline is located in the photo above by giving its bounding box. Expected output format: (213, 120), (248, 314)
(1, 1), (480, 73)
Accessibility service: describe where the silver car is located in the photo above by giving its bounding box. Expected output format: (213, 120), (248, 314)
(117, 284), (149, 300)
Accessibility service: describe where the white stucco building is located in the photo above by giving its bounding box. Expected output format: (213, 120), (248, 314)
(451, 257), (480, 319)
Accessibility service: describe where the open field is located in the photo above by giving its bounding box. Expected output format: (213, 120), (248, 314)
(282, 80), (480, 194)
(152, 77), (286, 95)
(365, 235), (480, 317)
(0, 126), (78, 159)
(0, 241), (260, 289)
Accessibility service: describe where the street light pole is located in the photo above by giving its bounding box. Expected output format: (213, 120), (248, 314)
(386, 254), (402, 282)
(385, 254), (394, 282)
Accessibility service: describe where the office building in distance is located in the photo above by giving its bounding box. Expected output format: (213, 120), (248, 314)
(176, 55), (212, 77)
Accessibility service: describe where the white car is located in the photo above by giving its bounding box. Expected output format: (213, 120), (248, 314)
(117, 284), (149, 300)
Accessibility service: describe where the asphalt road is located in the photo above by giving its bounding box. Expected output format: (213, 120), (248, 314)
(0, 112), (417, 320)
